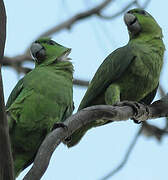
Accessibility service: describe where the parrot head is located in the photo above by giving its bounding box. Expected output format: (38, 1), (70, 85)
(30, 37), (71, 66)
(124, 9), (163, 39)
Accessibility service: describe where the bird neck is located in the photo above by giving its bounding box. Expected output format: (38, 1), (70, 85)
(49, 61), (74, 76)
(130, 34), (165, 55)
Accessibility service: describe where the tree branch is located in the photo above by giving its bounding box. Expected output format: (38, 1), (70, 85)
(101, 93), (168, 180)
(37, 0), (113, 38)
(23, 99), (168, 180)
(73, 78), (89, 87)
(157, 88), (168, 130)
(141, 0), (151, 9)
(98, 0), (151, 19)
(2, 55), (33, 65)
(141, 121), (168, 141)
(159, 85), (166, 97)
(0, 1), (14, 180)
(1, 59), (90, 87)
(98, 0), (137, 19)
(2, 0), (113, 65)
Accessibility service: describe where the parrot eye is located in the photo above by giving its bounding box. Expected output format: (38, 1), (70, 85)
(127, 10), (133, 14)
(48, 40), (56, 45)
(127, 10), (148, 16)
(139, 10), (147, 15)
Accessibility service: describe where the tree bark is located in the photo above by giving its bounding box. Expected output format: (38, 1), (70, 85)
(0, 1), (14, 180)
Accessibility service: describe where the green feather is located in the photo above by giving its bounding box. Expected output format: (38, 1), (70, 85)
(7, 38), (74, 177)
(66, 9), (165, 147)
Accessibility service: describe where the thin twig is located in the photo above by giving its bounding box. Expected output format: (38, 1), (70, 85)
(141, 0), (151, 9)
(98, 0), (151, 19)
(141, 121), (168, 141)
(2, 62), (90, 87)
(100, 127), (142, 180)
(73, 78), (89, 87)
(134, 0), (141, 8)
(2, 0), (114, 64)
(38, 0), (113, 38)
(1, 0), (143, 88)
(98, 0), (137, 19)
(159, 85), (166, 98)
(158, 85), (168, 129)
(24, 0), (113, 55)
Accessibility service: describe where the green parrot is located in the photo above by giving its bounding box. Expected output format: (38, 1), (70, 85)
(6, 37), (74, 177)
(65, 9), (165, 147)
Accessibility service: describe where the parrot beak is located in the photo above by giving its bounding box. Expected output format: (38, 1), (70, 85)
(57, 48), (72, 61)
(30, 43), (46, 61)
(124, 12), (141, 35)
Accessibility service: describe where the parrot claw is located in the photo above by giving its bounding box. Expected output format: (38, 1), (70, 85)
(52, 123), (68, 131)
(52, 123), (72, 143)
(113, 101), (149, 124)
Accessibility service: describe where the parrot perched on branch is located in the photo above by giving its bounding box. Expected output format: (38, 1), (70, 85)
(65, 9), (165, 147)
(6, 37), (74, 177)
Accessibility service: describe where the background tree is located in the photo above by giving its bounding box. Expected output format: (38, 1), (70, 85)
(0, 0), (14, 180)
(1, 0), (168, 179)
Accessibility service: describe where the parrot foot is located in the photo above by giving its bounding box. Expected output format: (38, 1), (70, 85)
(52, 123), (72, 142)
(113, 101), (150, 124)
(52, 123), (68, 131)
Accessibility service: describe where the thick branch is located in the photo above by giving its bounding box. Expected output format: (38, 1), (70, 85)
(23, 100), (168, 180)
(0, 1), (14, 180)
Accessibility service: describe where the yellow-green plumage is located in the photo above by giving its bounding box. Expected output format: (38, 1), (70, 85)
(6, 38), (74, 177)
(66, 9), (165, 147)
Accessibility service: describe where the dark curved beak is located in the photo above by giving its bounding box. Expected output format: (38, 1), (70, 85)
(124, 13), (137, 26)
(124, 12), (141, 35)
(30, 43), (44, 58)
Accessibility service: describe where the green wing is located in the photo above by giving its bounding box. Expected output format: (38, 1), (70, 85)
(6, 78), (24, 109)
(78, 44), (136, 110)
(140, 84), (159, 105)
(6, 78), (24, 132)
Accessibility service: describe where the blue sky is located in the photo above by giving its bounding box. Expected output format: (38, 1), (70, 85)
(3, 0), (168, 180)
